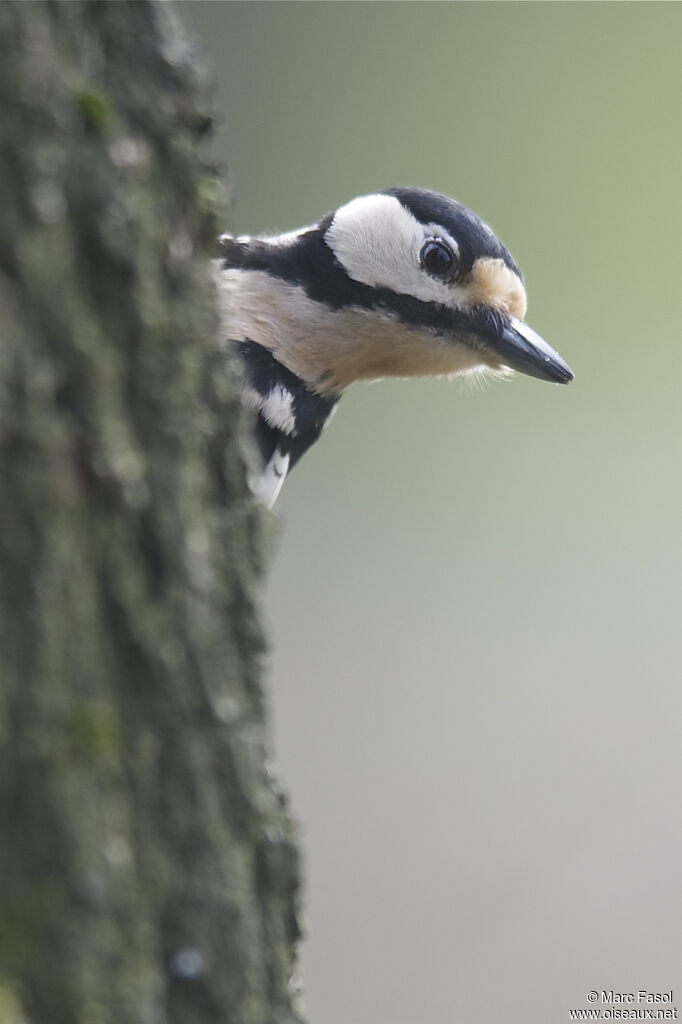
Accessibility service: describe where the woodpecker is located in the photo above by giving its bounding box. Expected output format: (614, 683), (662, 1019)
(215, 187), (573, 507)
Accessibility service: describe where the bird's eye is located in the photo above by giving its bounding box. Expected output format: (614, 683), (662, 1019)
(420, 239), (455, 278)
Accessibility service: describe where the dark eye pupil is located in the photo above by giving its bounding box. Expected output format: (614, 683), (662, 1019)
(421, 240), (453, 277)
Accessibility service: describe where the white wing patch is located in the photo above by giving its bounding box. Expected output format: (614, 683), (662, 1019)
(219, 224), (314, 248)
(262, 224), (315, 247)
(260, 384), (296, 435)
(241, 384), (297, 437)
(251, 448), (290, 509)
(240, 383), (296, 507)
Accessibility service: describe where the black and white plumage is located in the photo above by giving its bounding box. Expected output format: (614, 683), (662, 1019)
(214, 187), (574, 507)
(235, 340), (338, 506)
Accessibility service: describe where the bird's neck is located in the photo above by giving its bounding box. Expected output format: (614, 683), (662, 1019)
(213, 263), (343, 393)
(214, 262), (471, 394)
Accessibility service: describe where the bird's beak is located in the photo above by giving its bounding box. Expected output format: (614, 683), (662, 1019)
(487, 316), (574, 384)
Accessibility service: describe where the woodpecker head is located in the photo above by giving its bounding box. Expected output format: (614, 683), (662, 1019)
(219, 187), (573, 394)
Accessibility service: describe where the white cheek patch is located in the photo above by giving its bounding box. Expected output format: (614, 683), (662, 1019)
(324, 194), (458, 306)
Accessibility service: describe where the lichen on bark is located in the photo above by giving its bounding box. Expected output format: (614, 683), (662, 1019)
(0, 2), (301, 1022)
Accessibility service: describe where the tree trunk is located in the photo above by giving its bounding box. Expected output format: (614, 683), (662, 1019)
(0, 3), (301, 1022)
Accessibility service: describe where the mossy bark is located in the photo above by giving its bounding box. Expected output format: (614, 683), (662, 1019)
(0, 3), (301, 1022)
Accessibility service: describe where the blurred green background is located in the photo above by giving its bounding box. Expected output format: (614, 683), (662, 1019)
(180, 3), (682, 1022)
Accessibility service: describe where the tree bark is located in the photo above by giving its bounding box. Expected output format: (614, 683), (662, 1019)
(0, 3), (301, 1022)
